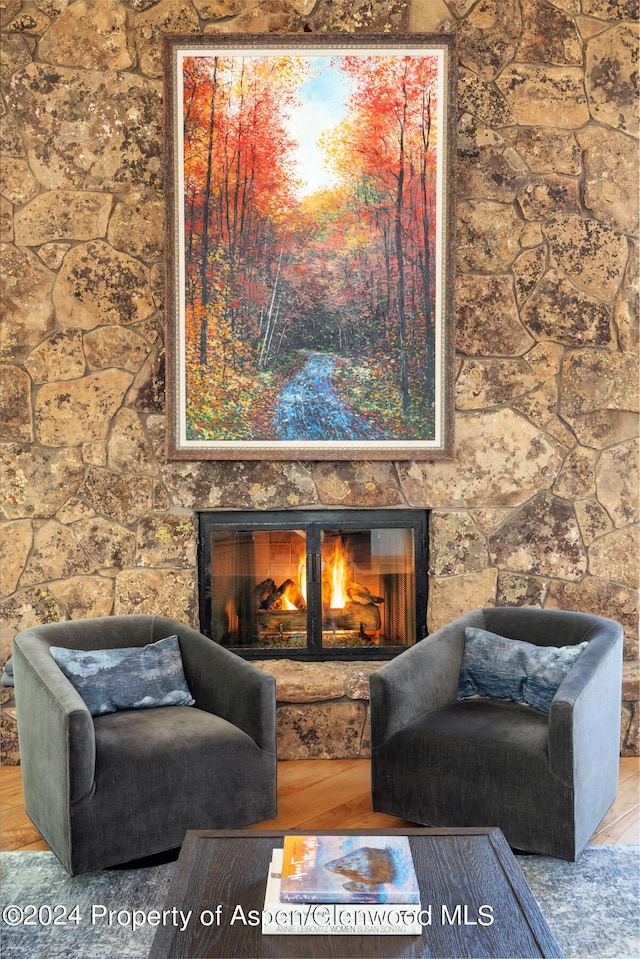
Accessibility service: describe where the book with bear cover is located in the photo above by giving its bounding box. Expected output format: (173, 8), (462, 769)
(262, 847), (423, 935)
(278, 835), (420, 904)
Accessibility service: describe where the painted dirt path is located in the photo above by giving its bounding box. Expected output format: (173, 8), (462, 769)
(274, 352), (385, 441)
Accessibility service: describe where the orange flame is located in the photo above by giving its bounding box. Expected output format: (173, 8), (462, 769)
(282, 554), (307, 610)
(299, 555), (307, 603)
(225, 596), (236, 630)
(281, 542), (350, 612)
(328, 540), (349, 609)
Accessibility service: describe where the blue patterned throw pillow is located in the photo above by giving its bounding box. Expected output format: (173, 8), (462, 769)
(458, 627), (587, 713)
(50, 635), (195, 717)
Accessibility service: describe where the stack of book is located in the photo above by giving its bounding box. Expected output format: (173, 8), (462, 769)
(262, 834), (423, 935)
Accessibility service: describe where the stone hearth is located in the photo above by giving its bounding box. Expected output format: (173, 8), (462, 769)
(255, 660), (384, 759)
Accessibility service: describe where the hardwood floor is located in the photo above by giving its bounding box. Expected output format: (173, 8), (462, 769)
(1, 757), (638, 852)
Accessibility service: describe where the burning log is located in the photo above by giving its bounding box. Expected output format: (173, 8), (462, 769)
(283, 580), (307, 610)
(257, 609), (307, 631)
(254, 579), (276, 608)
(325, 601), (381, 632)
(347, 582), (384, 605)
(265, 579), (307, 611)
(253, 577), (307, 632)
(255, 578), (306, 611)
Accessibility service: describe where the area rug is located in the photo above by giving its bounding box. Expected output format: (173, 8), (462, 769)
(1, 846), (638, 958)
(517, 845), (640, 959)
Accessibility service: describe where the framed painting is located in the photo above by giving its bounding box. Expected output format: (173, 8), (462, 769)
(164, 34), (456, 460)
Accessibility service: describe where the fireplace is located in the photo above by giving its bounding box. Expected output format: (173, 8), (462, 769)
(198, 510), (428, 660)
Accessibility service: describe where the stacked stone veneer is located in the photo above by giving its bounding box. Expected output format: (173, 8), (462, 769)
(1, 0), (638, 762)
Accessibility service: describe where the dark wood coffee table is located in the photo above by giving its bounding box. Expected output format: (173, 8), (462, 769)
(148, 827), (563, 958)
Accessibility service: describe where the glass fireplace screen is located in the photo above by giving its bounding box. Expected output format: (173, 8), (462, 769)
(198, 510), (428, 660)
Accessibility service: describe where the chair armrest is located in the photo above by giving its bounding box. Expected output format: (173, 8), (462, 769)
(167, 622), (276, 754)
(370, 609), (484, 746)
(12, 632), (96, 805)
(548, 628), (623, 787)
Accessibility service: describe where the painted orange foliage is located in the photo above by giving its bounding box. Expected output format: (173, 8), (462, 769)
(181, 53), (441, 442)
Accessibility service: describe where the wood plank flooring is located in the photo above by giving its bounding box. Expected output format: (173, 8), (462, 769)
(1, 757), (638, 852)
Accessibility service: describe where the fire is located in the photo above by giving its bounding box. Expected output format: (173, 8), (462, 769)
(283, 554), (307, 610)
(328, 539), (349, 609)
(298, 555), (307, 603)
(280, 540), (350, 612)
(225, 596), (236, 631)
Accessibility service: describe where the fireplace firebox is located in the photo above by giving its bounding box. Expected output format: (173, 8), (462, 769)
(198, 510), (428, 660)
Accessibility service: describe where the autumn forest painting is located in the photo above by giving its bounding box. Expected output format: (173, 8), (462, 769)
(168, 40), (453, 456)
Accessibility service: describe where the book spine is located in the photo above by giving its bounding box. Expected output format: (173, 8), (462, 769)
(279, 891), (420, 904)
(262, 902), (424, 936)
(262, 923), (423, 935)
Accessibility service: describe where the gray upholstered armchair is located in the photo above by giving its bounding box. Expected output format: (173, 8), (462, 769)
(13, 615), (277, 875)
(370, 607), (623, 860)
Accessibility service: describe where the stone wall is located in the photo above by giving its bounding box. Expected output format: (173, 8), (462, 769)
(1, 0), (638, 761)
